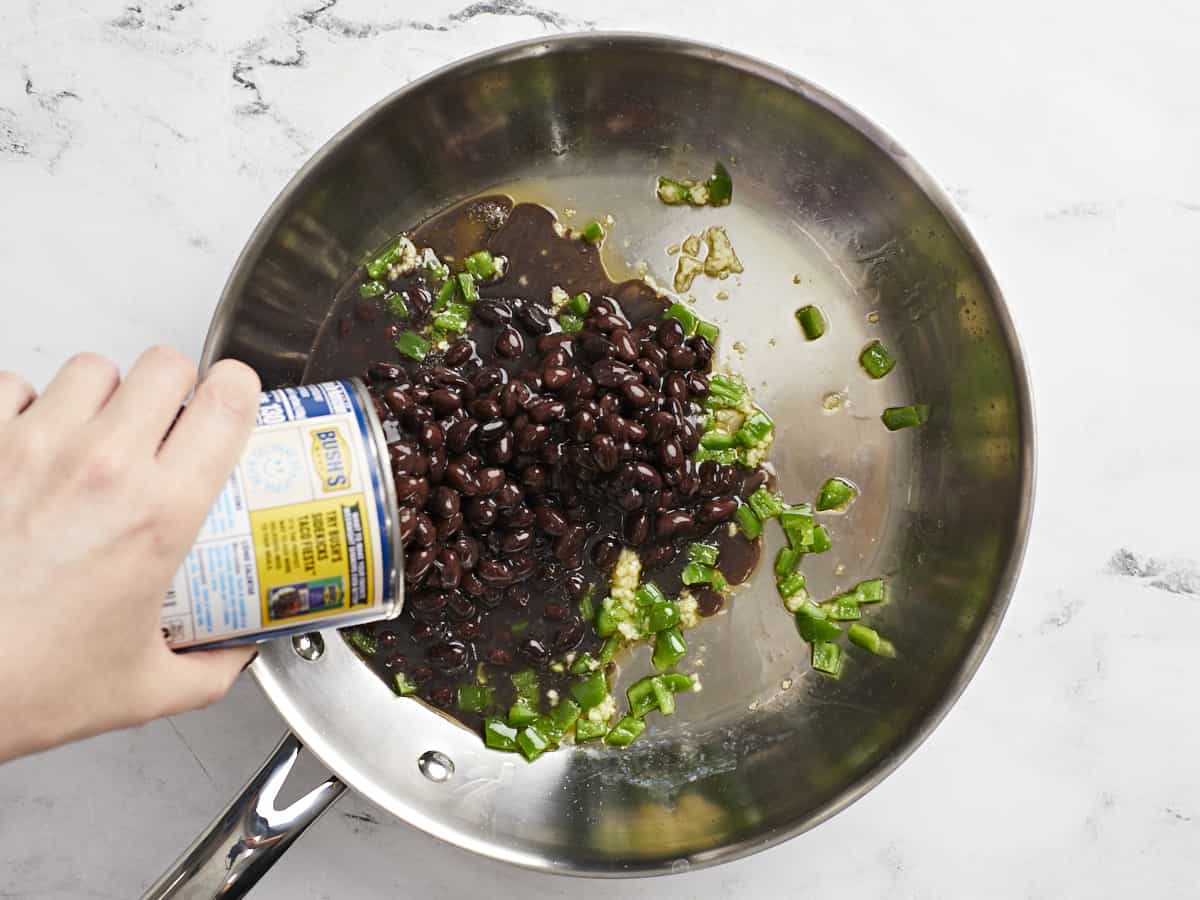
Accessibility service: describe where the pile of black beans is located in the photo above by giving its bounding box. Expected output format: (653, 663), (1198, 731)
(360, 292), (745, 712)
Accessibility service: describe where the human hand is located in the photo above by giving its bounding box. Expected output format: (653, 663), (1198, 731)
(0, 348), (261, 763)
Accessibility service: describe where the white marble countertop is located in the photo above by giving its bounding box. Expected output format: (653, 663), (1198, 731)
(3, 1), (1199, 897)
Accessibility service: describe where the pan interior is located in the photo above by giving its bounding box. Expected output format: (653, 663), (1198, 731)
(213, 36), (1031, 875)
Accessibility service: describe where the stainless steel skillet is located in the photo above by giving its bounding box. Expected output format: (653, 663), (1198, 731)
(146, 33), (1034, 898)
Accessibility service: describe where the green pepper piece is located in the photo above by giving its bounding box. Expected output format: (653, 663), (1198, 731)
(816, 477), (857, 512)
(777, 571), (807, 604)
(775, 546), (801, 578)
(695, 320), (720, 345)
(579, 591), (596, 623)
(483, 718), (519, 751)
(549, 699), (582, 734)
(635, 582), (667, 608)
(794, 305), (826, 340)
(581, 220), (605, 243)
(809, 524), (832, 554)
(570, 671), (608, 709)
(455, 272), (478, 304)
(704, 373), (746, 409)
(569, 652), (596, 675)
(656, 177), (689, 205)
(652, 676), (676, 716)
(824, 598), (862, 621)
(568, 292), (591, 316)
(464, 250), (497, 281)
(811, 641), (843, 676)
(700, 430), (737, 450)
(780, 504), (815, 549)
(510, 620), (529, 635)
(627, 676), (659, 717)
(859, 340), (896, 379)
(687, 542), (719, 567)
(384, 292), (409, 319)
(707, 161), (733, 206)
(734, 503), (762, 539)
(736, 410), (774, 447)
(457, 684), (494, 712)
(604, 715), (646, 747)
(848, 623), (897, 657)
(511, 670), (539, 700)
(574, 716), (607, 741)
(662, 673), (695, 693)
(507, 699), (539, 727)
(395, 331), (430, 362)
(796, 606), (842, 643)
(663, 302), (699, 336)
(694, 447), (739, 465)
(680, 562), (716, 586)
(433, 309), (469, 334)
(595, 604), (620, 637)
(359, 280), (387, 298)
(652, 626), (688, 670)
(882, 404), (930, 431)
(345, 628), (377, 657)
(647, 600), (680, 633)
(598, 634), (621, 665)
(856, 578), (886, 604)
(516, 722), (553, 760)
(436, 277), (457, 308)
(748, 487), (785, 521)
(392, 672), (418, 696)
(557, 312), (584, 334)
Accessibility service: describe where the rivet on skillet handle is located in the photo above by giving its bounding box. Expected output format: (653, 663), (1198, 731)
(141, 734), (345, 900)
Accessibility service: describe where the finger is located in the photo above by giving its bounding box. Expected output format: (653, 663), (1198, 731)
(24, 353), (120, 427)
(94, 346), (197, 452)
(146, 645), (256, 718)
(0, 372), (36, 420)
(157, 359), (260, 516)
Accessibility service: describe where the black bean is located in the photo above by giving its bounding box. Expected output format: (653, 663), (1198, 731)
(591, 296), (620, 317)
(527, 398), (566, 424)
(445, 462), (477, 496)
(434, 549), (462, 589)
(686, 371), (709, 398)
(590, 433), (619, 472)
(494, 480), (523, 510)
(418, 421), (444, 450)
(697, 588), (724, 616)
(655, 509), (694, 539)
(406, 546), (436, 581)
(641, 543), (677, 568)
(444, 339), (474, 366)
(450, 534), (479, 570)
(486, 647), (513, 667)
(500, 528), (534, 554)
(429, 388), (462, 416)
(429, 640), (468, 673)
(624, 510), (651, 546)
(579, 332), (617, 361)
(515, 301), (552, 335)
(658, 317), (686, 349)
(369, 361), (404, 382)
(435, 511), (463, 541)
(592, 359), (634, 387)
(495, 326), (525, 358)
(522, 465), (548, 493)
(506, 584), (531, 609)
(394, 474), (422, 501)
(397, 507), (418, 543)
(432, 486), (460, 519)
(473, 365), (507, 393)
(664, 373), (688, 402)
(678, 419), (701, 453)
(408, 286), (433, 316)
(640, 343), (668, 370)
(569, 410), (596, 441)
(412, 513), (436, 547)
(475, 466), (505, 495)
(646, 411), (676, 443)
(542, 365), (573, 390)
(408, 590), (449, 622)
(461, 571), (485, 598)
(409, 621), (444, 644)
(631, 461), (663, 490)
(460, 450), (483, 471)
(555, 525), (587, 561)
(668, 345), (697, 370)
(467, 496), (498, 528)
(474, 298), (512, 325)
(691, 334), (715, 367)
(516, 636), (551, 666)
(446, 419), (478, 453)
(515, 422), (550, 452)
(591, 534), (621, 569)
(610, 327), (638, 363)
(535, 505), (568, 536)
(487, 430), (515, 465)
(625, 420), (647, 443)
(660, 437), (685, 469)
(634, 358), (661, 383)
(553, 619), (585, 652)
(617, 487), (643, 511)
(699, 497), (739, 523)
(446, 592), (475, 621)
(383, 386), (412, 416)
(478, 558), (514, 587)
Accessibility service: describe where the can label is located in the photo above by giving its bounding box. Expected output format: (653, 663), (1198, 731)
(162, 380), (398, 648)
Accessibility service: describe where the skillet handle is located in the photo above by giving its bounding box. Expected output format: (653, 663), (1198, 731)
(141, 733), (346, 899)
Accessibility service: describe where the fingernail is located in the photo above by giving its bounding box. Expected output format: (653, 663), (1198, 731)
(241, 651), (260, 672)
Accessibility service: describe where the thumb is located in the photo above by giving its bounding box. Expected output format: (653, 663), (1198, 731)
(149, 644), (257, 718)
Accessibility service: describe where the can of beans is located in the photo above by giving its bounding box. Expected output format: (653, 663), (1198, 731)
(160, 379), (403, 649)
